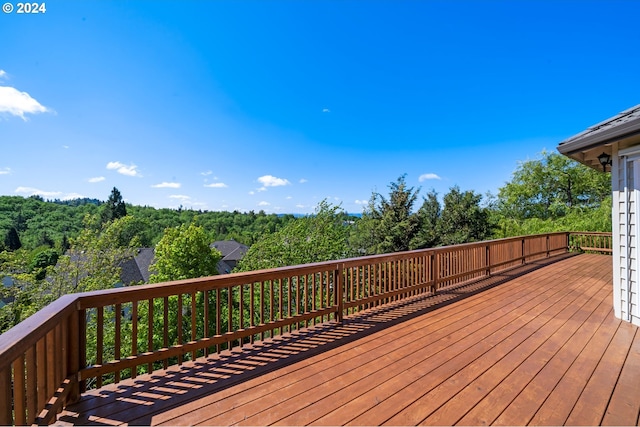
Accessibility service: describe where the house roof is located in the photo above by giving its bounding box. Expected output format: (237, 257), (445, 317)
(211, 240), (249, 262)
(557, 104), (640, 169)
(120, 248), (155, 284)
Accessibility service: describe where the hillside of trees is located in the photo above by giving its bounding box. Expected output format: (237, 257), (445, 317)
(0, 151), (611, 333)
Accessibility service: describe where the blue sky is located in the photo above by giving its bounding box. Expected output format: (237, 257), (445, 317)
(1, 1), (639, 214)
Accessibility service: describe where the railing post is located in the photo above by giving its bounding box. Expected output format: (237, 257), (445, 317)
(522, 238), (526, 265)
(334, 263), (344, 324)
(485, 244), (491, 277)
(546, 235), (550, 258)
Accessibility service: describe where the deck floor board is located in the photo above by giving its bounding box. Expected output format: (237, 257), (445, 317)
(58, 253), (640, 426)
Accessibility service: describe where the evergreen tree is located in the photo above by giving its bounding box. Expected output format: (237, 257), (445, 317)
(438, 186), (493, 246)
(101, 187), (127, 223)
(355, 175), (421, 255)
(5, 227), (21, 251)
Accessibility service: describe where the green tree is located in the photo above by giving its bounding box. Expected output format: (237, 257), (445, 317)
(237, 200), (352, 271)
(410, 189), (441, 249)
(150, 222), (221, 283)
(354, 175), (421, 255)
(498, 151), (611, 221)
(438, 186), (493, 246)
(495, 151), (611, 236)
(101, 187), (128, 223)
(5, 227), (21, 251)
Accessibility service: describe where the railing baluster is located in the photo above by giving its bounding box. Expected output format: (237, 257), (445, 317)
(162, 297), (168, 368)
(191, 292), (197, 358)
(96, 307), (103, 388)
(115, 303), (122, 381)
(13, 355), (26, 425)
(216, 289), (221, 353)
(26, 345), (36, 424)
(148, 298), (154, 372)
(131, 300), (138, 378)
(177, 295), (183, 363)
(0, 365), (11, 425)
(204, 290), (210, 356)
(36, 337), (46, 411)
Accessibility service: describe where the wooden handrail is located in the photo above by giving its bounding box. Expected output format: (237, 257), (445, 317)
(0, 231), (610, 425)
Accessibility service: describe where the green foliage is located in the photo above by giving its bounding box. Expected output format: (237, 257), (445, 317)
(237, 200), (352, 271)
(494, 151), (612, 237)
(497, 151), (611, 221)
(410, 189), (441, 249)
(150, 222), (222, 282)
(354, 177), (493, 253)
(354, 175), (421, 255)
(5, 227), (21, 250)
(101, 187), (128, 223)
(438, 186), (493, 246)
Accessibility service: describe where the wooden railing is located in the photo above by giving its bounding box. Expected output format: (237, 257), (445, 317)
(569, 231), (613, 254)
(0, 232), (609, 425)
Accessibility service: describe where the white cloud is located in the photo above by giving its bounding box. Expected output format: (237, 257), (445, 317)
(257, 175), (291, 188)
(248, 190), (255, 195)
(169, 194), (190, 200)
(15, 186), (61, 198)
(201, 170), (213, 176)
(258, 201), (270, 206)
(107, 161), (140, 177)
(0, 167), (11, 175)
(62, 145), (70, 149)
(152, 182), (181, 189)
(322, 108), (330, 113)
(419, 173), (442, 182)
(0, 70), (7, 80)
(88, 176), (105, 183)
(204, 182), (228, 188)
(355, 199), (368, 205)
(0, 86), (52, 120)
(299, 178), (308, 184)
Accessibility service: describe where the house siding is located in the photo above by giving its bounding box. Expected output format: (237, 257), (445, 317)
(614, 144), (640, 326)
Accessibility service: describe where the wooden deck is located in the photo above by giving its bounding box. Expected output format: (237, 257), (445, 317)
(57, 253), (640, 426)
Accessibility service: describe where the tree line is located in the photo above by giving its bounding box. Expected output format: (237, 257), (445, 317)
(0, 151), (611, 335)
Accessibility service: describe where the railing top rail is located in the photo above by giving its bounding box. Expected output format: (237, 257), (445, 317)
(569, 231), (613, 235)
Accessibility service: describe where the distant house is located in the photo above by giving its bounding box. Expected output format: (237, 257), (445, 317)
(211, 240), (249, 274)
(557, 104), (640, 326)
(120, 240), (249, 283)
(119, 248), (156, 285)
(0, 276), (14, 308)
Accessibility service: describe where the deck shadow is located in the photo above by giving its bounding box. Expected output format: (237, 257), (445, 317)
(58, 253), (577, 426)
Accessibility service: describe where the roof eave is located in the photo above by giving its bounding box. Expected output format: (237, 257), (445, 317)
(558, 117), (640, 156)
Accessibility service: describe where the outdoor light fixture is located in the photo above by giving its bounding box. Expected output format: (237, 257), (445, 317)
(597, 152), (612, 172)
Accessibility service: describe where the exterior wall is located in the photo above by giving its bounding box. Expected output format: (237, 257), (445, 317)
(613, 143), (640, 326)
